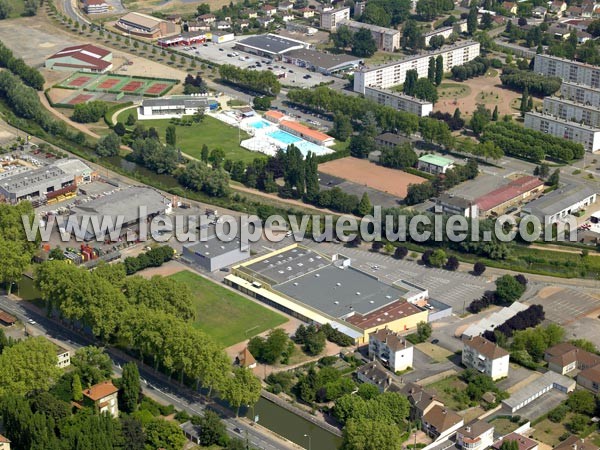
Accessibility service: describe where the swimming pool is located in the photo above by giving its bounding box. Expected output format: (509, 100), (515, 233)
(267, 130), (302, 144)
(247, 119), (273, 130)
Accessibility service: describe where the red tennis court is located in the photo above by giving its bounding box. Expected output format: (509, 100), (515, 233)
(121, 81), (144, 92)
(98, 78), (120, 89)
(68, 93), (94, 105)
(145, 83), (168, 94)
(68, 76), (91, 87)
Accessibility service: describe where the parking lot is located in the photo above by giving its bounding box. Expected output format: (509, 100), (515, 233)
(525, 286), (600, 325)
(179, 37), (334, 88)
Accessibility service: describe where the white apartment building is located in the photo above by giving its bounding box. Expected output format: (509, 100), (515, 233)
(524, 111), (600, 152)
(534, 54), (600, 88)
(320, 7), (350, 31)
(456, 421), (495, 450)
(543, 96), (600, 128)
(462, 336), (510, 380)
(423, 21), (467, 46)
(364, 86), (433, 116)
(560, 81), (600, 108)
(368, 328), (414, 372)
(353, 41), (480, 94)
(339, 19), (401, 52)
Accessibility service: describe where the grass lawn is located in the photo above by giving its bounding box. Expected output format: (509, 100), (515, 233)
(415, 343), (453, 362)
(438, 82), (472, 99)
(426, 375), (468, 411)
(116, 109), (261, 164)
(475, 91), (501, 104)
(169, 270), (287, 347)
(490, 418), (520, 436)
(6, 0), (25, 18)
(532, 418), (568, 446)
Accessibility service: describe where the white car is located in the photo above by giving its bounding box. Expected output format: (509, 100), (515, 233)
(27, 319), (36, 325)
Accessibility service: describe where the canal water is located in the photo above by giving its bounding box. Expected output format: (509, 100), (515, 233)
(17, 276), (343, 449)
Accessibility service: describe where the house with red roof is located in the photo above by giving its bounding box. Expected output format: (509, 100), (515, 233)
(475, 175), (544, 218)
(45, 44), (113, 73)
(82, 380), (119, 418)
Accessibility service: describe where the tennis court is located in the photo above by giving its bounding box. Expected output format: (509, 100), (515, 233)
(67, 76), (93, 88)
(121, 80), (144, 93)
(144, 82), (170, 96)
(97, 78), (121, 90)
(58, 72), (177, 97)
(68, 93), (94, 105)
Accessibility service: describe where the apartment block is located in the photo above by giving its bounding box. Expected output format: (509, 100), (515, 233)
(423, 20), (467, 46)
(354, 41), (480, 94)
(524, 111), (600, 152)
(364, 86), (433, 116)
(319, 7), (350, 31)
(534, 54), (600, 88)
(339, 19), (401, 52)
(462, 336), (510, 380)
(561, 81), (600, 107)
(543, 96), (600, 127)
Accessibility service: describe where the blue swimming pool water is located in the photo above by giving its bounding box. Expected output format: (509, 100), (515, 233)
(248, 119), (273, 130)
(267, 130), (302, 144)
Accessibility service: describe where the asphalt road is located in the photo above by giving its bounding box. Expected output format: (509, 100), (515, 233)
(0, 295), (295, 450)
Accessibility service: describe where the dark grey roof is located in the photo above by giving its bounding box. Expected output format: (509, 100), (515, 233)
(0, 166), (67, 193)
(142, 97), (210, 108)
(184, 235), (248, 258)
(437, 193), (472, 209)
(523, 183), (597, 217)
(237, 34), (305, 54)
(180, 421), (201, 439)
(375, 132), (411, 146)
(243, 247), (330, 285)
(285, 48), (362, 71)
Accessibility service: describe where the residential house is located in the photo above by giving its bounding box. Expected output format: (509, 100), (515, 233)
(258, 16), (275, 27)
(198, 13), (216, 24)
(215, 20), (231, 30)
(568, 5), (583, 16)
(492, 433), (539, 450)
(186, 20), (210, 32)
(356, 360), (395, 392)
(56, 344), (71, 369)
(456, 420), (495, 450)
(550, 0), (567, 16)
(82, 381), (119, 418)
(400, 382), (444, 420)
(368, 328), (413, 372)
(502, 1), (518, 14)
(417, 154), (455, 174)
(545, 343), (600, 375)
(577, 30), (592, 43)
(555, 435), (599, 450)
(462, 336), (510, 380)
(278, 1), (294, 12)
(298, 7), (315, 18)
(374, 132), (411, 148)
(263, 5), (277, 16)
(582, 1), (595, 18)
(578, 365), (600, 393)
(0, 435), (9, 450)
(532, 6), (547, 17)
(238, 20), (250, 30)
(548, 23), (571, 39)
(436, 193), (479, 218)
(280, 12), (295, 21)
(422, 405), (464, 442)
(242, 8), (258, 18)
(236, 347), (257, 369)
(180, 421), (202, 444)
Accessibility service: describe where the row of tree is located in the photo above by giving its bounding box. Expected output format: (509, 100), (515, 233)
(403, 68), (439, 103)
(0, 40), (45, 90)
(219, 64), (281, 95)
(72, 101), (109, 124)
(122, 245), (174, 275)
(331, 26), (378, 58)
(483, 304), (544, 342)
(451, 56), (497, 81)
(500, 67), (562, 96)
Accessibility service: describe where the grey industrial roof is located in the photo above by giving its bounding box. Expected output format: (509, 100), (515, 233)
(502, 371), (575, 410)
(437, 193), (472, 209)
(184, 234), (248, 258)
(142, 96), (210, 108)
(275, 264), (406, 318)
(72, 186), (169, 225)
(237, 34), (306, 55)
(375, 132), (412, 146)
(523, 183), (597, 217)
(462, 302), (528, 338)
(0, 166), (66, 193)
(285, 48), (362, 71)
(53, 158), (93, 176)
(244, 247), (330, 285)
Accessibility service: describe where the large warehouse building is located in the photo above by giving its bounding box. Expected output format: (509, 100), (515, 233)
(353, 41), (480, 94)
(183, 235), (249, 272)
(45, 44), (113, 73)
(521, 183), (597, 225)
(235, 34), (309, 58)
(282, 49), (362, 75)
(116, 12), (177, 38)
(225, 245), (430, 343)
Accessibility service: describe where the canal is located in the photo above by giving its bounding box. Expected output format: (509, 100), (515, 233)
(16, 276), (343, 449)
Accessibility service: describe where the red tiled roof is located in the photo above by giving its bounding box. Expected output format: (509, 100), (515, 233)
(0, 434), (9, 443)
(280, 120), (334, 143)
(48, 43), (111, 59)
(86, 0), (107, 5)
(0, 310), (16, 324)
(476, 176), (543, 212)
(265, 110), (285, 120)
(492, 433), (538, 450)
(346, 300), (422, 330)
(83, 380), (118, 401)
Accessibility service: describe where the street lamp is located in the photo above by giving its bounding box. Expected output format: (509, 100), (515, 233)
(304, 433), (311, 450)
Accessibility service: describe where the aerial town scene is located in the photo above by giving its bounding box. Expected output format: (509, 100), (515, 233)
(2, 0), (600, 448)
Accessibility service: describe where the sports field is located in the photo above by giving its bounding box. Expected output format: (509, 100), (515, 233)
(117, 109), (261, 163)
(58, 72), (177, 97)
(169, 270), (287, 347)
(319, 157), (427, 198)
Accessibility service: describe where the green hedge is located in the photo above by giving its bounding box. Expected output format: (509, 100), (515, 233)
(104, 102), (133, 127)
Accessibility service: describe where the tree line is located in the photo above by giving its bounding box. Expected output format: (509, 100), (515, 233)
(219, 64), (281, 95)
(0, 41), (45, 90)
(72, 101), (109, 124)
(500, 67), (562, 97)
(451, 56), (499, 81)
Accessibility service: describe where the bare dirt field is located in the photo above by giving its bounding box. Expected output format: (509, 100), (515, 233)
(319, 157), (426, 198)
(46, 88), (75, 105)
(122, 0), (235, 15)
(434, 74), (521, 117)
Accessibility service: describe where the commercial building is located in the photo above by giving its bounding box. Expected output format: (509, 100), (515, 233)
(353, 41), (480, 94)
(462, 335), (510, 380)
(417, 154), (454, 174)
(560, 81), (600, 107)
(435, 193), (479, 218)
(235, 34), (308, 58)
(116, 12), (177, 38)
(182, 235), (249, 272)
(422, 405), (464, 442)
(0, 159), (95, 204)
(45, 44), (112, 73)
(224, 245), (429, 343)
(211, 31), (235, 44)
(521, 183), (597, 225)
(502, 371), (575, 413)
(364, 86), (433, 117)
(456, 420), (495, 450)
(82, 381), (119, 418)
(138, 96), (217, 120)
(282, 49), (362, 75)
(543, 96), (600, 128)
(319, 7), (350, 31)
(555, 436), (599, 450)
(67, 186), (172, 241)
(279, 120), (335, 146)
(524, 111), (600, 152)
(534, 53), (600, 88)
(84, 0), (108, 14)
(157, 31), (208, 47)
(368, 328), (413, 372)
(475, 175), (544, 218)
(339, 19), (401, 52)
(492, 433), (539, 450)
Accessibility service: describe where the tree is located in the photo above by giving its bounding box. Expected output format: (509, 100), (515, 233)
(0, 0), (12, 19)
(492, 105), (498, 121)
(72, 346), (112, 387)
(209, 148), (226, 168)
(201, 144), (209, 162)
(253, 96), (272, 110)
(95, 131), (120, 157)
(332, 25), (354, 51)
(351, 29), (377, 57)
(566, 389), (596, 415)
(403, 70), (418, 96)
(417, 321), (432, 342)
(520, 87), (530, 117)
(72, 373), (83, 401)
(357, 192), (372, 216)
(428, 57), (436, 83)
(402, 20), (424, 51)
(467, 6), (478, 35)
(394, 246), (408, 259)
(500, 439), (520, 450)
(332, 113), (353, 142)
(473, 262), (486, 276)
(481, 12), (493, 29)
(122, 416), (146, 450)
(569, 414), (589, 434)
(197, 410), (228, 447)
(547, 169), (560, 187)
(445, 256), (459, 271)
(222, 367), (261, 416)
(413, 78), (438, 103)
(495, 275), (526, 304)
(120, 362), (141, 413)
(145, 418), (186, 450)
(165, 125), (176, 146)
(126, 112), (136, 126)
(435, 55), (444, 86)
(429, 35), (445, 50)
(341, 418), (404, 450)
(428, 249), (447, 267)
(361, 2), (391, 27)
(470, 104), (491, 135)
(113, 121), (126, 136)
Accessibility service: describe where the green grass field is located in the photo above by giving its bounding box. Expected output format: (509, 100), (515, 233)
(6, 0), (25, 18)
(117, 109), (260, 163)
(169, 270), (287, 347)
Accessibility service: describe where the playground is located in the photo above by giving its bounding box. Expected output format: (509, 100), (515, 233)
(57, 72), (177, 97)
